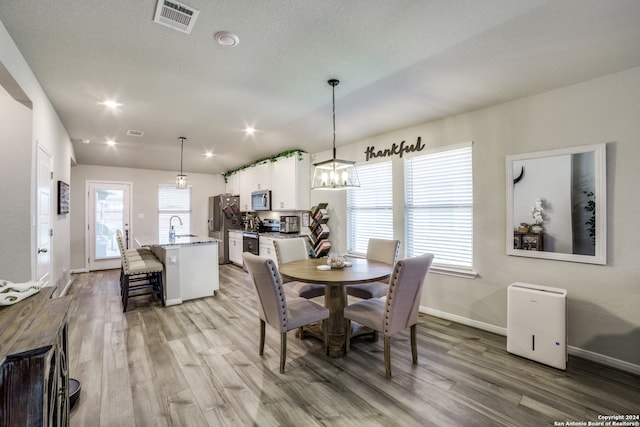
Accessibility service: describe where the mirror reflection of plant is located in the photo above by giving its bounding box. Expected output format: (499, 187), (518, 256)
(583, 191), (596, 245)
(530, 198), (545, 225)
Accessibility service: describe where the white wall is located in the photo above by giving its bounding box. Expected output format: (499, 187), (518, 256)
(0, 20), (73, 290)
(312, 66), (640, 368)
(0, 82), (32, 281)
(70, 164), (224, 271)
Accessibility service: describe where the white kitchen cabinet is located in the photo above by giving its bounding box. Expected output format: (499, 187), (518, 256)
(253, 162), (271, 190)
(239, 162), (272, 211)
(229, 230), (244, 265)
(239, 169), (251, 211)
(149, 240), (219, 306)
(225, 172), (240, 196)
(271, 152), (310, 211)
(259, 236), (276, 264)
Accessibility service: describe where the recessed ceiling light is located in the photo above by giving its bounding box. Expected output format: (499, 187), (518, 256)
(245, 127), (255, 135)
(80, 139), (90, 144)
(106, 139), (116, 146)
(214, 31), (239, 47)
(205, 152), (213, 158)
(101, 100), (122, 109)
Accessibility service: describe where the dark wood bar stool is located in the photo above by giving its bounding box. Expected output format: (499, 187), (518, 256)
(116, 230), (165, 311)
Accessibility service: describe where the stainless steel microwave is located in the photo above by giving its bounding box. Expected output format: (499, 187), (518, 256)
(251, 190), (271, 211)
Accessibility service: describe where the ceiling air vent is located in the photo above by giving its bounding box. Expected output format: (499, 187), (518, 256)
(153, 0), (199, 34)
(126, 130), (144, 137)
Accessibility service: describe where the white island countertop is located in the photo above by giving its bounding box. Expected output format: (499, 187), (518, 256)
(134, 234), (220, 306)
(135, 234), (220, 248)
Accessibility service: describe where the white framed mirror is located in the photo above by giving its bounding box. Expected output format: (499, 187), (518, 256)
(506, 143), (607, 264)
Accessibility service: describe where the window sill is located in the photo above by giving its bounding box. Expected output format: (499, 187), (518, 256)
(430, 265), (478, 279)
(347, 254), (478, 279)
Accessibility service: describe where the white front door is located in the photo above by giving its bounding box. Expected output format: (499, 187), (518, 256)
(87, 181), (132, 271)
(36, 145), (52, 285)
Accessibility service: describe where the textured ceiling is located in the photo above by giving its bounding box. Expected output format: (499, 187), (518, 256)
(1, 0), (640, 175)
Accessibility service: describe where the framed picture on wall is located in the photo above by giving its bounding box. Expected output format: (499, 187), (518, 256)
(58, 181), (70, 214)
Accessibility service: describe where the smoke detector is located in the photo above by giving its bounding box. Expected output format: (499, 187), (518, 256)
(126, 129), (144, 137)
(214, 31), (239, 47)
(154, 0), (199, 34)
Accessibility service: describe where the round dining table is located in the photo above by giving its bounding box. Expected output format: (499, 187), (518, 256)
(279, 257), (392, 358)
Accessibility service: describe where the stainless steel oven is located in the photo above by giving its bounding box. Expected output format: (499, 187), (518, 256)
(242, 231), (259, 255)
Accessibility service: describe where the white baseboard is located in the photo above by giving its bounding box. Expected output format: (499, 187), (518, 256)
(420, 306), (640, 376)
(568, 345), (640, 376)
(422, 306), (507, 336)
(70, 268), (89, 274)
(58, 278), (74, 297)
(165, 298), (182, 306)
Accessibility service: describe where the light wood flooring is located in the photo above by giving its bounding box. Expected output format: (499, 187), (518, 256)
(67, 265), (640, 426)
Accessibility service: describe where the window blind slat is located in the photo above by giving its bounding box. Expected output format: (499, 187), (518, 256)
(158, 185), (192, 238)
(347, 161), (393, 255)
(405, 146), (473, 268)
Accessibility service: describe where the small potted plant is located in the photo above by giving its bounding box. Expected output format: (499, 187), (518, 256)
(530, 198), (545, 233)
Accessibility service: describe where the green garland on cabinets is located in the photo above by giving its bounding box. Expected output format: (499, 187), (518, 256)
(222, 149), (306, 183)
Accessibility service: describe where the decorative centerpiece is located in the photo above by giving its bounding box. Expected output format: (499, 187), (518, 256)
(326, 252), (346, 269)
(0, 280), (43, 306)
(530, 198), (545, 233)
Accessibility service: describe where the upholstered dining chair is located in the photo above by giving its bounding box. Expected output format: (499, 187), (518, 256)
(273, 238), (325, 299)
(346, 238), (400, 299)
(344, 253), (434, 379)
(243, 252), (329, 373)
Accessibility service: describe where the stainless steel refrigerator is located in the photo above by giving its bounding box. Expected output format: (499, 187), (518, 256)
(208, 194), (242, 264)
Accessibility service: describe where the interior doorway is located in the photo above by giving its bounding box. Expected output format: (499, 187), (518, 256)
(87, 181), (132, 271)
(36, 145), (53, 284)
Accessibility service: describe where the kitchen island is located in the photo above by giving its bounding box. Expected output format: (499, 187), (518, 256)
(135, 235), (220, 306)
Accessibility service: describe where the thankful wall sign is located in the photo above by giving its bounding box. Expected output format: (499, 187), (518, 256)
(364, 137), (425, 161)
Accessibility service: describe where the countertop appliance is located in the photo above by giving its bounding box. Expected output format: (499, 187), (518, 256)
(280, 215), (300, 234)
(208, 194), (242, 264)
(259, 218), (280, 233)
(251, 190), (271, 211)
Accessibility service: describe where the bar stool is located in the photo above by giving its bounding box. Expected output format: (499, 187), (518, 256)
(116, 230), (164, 311)
(121, 253), (164, 312)
(115, 230), (153, 294)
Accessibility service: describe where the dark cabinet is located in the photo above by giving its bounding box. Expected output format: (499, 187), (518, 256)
(514, 232), (544, 251)
(0, 288), (72, 426)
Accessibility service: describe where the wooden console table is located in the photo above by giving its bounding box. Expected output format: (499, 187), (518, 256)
(514, 232), (544, 251)
(0, 287), (72, 426)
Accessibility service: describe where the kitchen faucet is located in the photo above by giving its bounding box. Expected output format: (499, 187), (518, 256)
(169, 215), (183, 239)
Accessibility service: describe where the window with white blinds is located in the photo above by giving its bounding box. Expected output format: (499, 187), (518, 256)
(347, 161), (393, 255)
(404, 145), (473, 268)
(158, 185), (191, 239)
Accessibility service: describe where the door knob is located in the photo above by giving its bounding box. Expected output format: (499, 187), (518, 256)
(38, 248), (48, 254)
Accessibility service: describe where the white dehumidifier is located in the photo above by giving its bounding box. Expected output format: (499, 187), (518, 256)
(507, 282), (567, 370)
